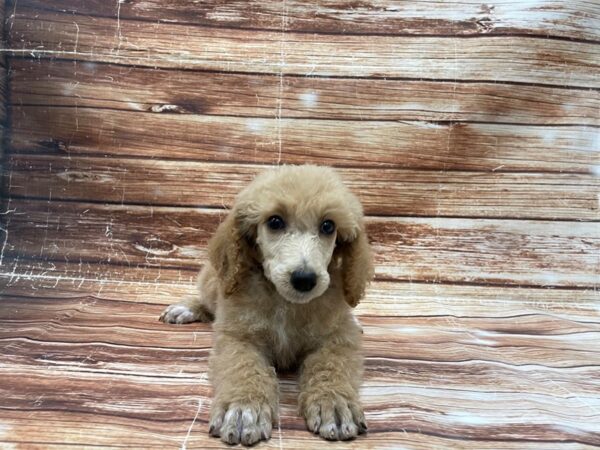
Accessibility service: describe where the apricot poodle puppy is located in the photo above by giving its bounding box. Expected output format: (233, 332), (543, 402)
(160, 165), (373, 445)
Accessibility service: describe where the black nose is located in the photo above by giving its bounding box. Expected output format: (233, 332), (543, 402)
(290, 270), (317, 292)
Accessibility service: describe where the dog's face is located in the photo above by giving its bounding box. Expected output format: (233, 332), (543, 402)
(256, 210), (337, 304)
(208, 165), (374, 307)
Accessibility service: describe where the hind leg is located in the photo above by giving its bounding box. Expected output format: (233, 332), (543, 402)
(159, 265), (218, 324)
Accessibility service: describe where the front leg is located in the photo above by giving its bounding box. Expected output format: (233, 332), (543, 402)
(299, 330), (367, 441)
(209, 334), (278, 446)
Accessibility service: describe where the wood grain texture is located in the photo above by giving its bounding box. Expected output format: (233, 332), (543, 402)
(10, 59), (600, 125)
(4, 200), (599, 288)
(7, 8), (600, 87)
(0, 0), (6, 159)
(3, 0), (600, 448)
(0, 278), (598, 448)
(6, 156), (600, 219)
(9, 0), (600, 41)
(2, 261), (599, 323)
(10, 106), (600, 173)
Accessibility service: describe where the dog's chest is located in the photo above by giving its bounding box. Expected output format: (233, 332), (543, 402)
(266, 305), (317, 368)
(269, 307), (297, 358)
(271, 307), (291, 351)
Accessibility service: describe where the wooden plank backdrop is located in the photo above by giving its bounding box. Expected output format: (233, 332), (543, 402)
(1, 0), (599, 448)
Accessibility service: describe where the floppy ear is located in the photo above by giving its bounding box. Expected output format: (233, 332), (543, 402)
(339, 224), (374, 308)
(207, 212), (251, 295)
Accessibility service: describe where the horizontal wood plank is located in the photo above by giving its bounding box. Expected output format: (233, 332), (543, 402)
(0, 262), (198, 304)
(10, 59), (600, 125)
(10, 106), (600, 173)
(6, 156), (600, 219)
(10, 0), (600, 41)
(8, 9), (600, 87)
(1, 300), (599, 385)
(2, 400), (597, 448)
(2, 413), (598, 450)
(3, 200), (598, 287)
(1, 295), (599, 370)
(1, 261), (599, 323)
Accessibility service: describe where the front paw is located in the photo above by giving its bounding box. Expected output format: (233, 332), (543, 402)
(303, 395), (367, 441)
(159, 304), (198, 324)
(209, 401), (274, 446)
(160, 302), (214, 324)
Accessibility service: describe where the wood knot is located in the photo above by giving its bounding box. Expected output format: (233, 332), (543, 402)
(149, 104), (187, 113)
(476, 17), (494, 33)
(56, 171), (114, 183)
(39, 139), (69, 153)
(134, 236), (176, 256)
(475, 4), (496, 33)
(150, 101), (205, 114)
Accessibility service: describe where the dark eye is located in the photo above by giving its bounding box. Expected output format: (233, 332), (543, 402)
(266, 215), (285, 231)
(320, 220), (336, 235)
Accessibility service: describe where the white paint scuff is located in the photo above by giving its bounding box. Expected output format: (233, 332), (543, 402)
(299, 91), (318, 108)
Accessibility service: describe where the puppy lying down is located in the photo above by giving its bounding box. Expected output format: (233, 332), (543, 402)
(160, 165), (373, 445)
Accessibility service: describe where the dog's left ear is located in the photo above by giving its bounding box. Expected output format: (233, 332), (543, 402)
(338, 224), (374, 307)
(208, 210), (255, 296)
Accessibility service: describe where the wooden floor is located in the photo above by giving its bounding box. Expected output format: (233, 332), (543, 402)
(1, 1), (599, 448)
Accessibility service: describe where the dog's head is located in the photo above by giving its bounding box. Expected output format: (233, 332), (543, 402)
(208, 165), (373, 307)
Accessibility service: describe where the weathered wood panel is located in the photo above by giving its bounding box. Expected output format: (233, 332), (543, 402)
(2, 302), (600, 386)
(8, 9), (600, 87)
(6, 157), (599, 219)
(0, 261), (198, 304)
(1, 410), (597, 450)
(4, 200), (220, 268)
(10, 0), (600, 41)
(3, 0), (600, 448)
(12, 59), (600, 125)
(4, 200), (598, 287)
(10, 106), (600, 173)
(0, 0), (6, 160)
(3, 296), (598, 369)
(1, 293), (599, 447)
(1, 412), (598, 450)
(0, 0), (9, 275)
(371, 215), (599, 286)
(2, 261), (599, 324)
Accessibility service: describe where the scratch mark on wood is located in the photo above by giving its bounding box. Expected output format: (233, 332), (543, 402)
(0, 269), (190, 289)
(73, 21), (80, 55)
(181, 397), (203, 450)
(9, 0), (17, 32)
(0, 222), (9, 269)
(543, 377), (600, 416)
(277, 409), (284, 450)
(115, 0), (124, 56)
(275, 0), (288, 165)
(0, 171), (14, 269)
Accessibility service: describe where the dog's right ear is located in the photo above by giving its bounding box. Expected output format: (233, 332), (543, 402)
(207, 212), (249, 295)
(338, 222), (374, 308)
